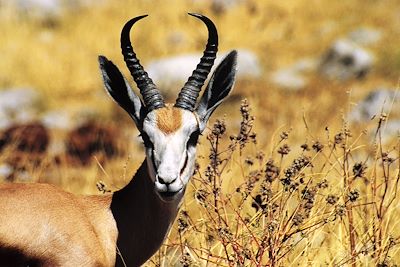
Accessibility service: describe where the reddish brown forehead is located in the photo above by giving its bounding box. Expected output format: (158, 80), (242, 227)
(156, 106), (183, 134)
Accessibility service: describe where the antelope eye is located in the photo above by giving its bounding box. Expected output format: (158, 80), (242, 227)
(187, 130), (200, 148)
(140, 132), (153, 148)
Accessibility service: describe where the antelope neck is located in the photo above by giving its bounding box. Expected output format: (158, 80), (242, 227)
(110, 159), (183, 266)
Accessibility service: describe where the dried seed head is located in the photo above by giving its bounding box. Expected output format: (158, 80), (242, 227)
(335, 204), (346, 217)
(204, 164), (215, 183)
(210, 119), (226, 137)
(301, 143), (310, 151)
(244, 171), (261, 196)
(280, 131), (289, 140)
(96, 181), (111, 194)
(206, 233), (215, 244)
(256, 151), (265, 162)
(240, 99), (250, 120)
(353, 162), (367, 178)
(267, 221), (278, 232)
(347, 190), (359, 202)
(326, 194), (339, 205)
(243, 248), (252, 260)
(317, 179), (329, 189)
(334, 132), (344, 145)
(195, 188), (209, 203)
(299, 174), (305, 184)
(249, 132), (257, 144)
(260, 185), (272, 199)
(245, 171), (262, 195)
(233, 99), (256, 150)
(379, 112), (387, 122)
(178, 212), (189, 232)
(301, 187), (316, 201)
(301, 187), (316, 212)
(344, 128), (352, 137)
(218, 226), (233, 240)
(281, 155), (311, 190)
(180, 252), (192, 267)
(292, 213), (305, 226)
(272, 203), (279, 213)
(245, 157), (254, 165)
(251, 194), (267, 212)
(194, 160), (200, 174)
(265, 159), (280, 182)
(312, 141), (324, 152)
(278, 143), (291, 155)
(382, 152), (394, 164)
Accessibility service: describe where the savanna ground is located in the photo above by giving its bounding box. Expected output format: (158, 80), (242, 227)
(1, 0), (400, 266)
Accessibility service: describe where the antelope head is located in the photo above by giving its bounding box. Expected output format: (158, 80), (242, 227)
(99, 13), (237, 202)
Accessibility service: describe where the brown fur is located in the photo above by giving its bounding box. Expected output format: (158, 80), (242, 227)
(0, 183), (117, 266)
(156, 106), (182, 134)
(0, 160), (181, 267)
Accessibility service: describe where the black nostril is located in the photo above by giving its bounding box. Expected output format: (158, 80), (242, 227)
(158, 176), (166, 185)
(157, 176), (177, 185)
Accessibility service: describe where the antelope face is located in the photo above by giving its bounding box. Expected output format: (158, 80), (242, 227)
(142, 107), (199, 200)
(99, 13), (237, 202)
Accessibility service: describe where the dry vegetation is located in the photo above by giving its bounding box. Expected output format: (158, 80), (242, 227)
(1, 0), (400, 266)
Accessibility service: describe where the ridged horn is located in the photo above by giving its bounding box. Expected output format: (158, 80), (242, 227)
(121, 15), (165, 111)
(174, 13), (218, 111)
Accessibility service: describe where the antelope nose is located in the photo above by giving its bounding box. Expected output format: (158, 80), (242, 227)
(157, 175), (177, 185)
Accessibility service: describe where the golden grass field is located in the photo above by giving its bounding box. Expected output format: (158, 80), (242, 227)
(1, 0), (400, 266)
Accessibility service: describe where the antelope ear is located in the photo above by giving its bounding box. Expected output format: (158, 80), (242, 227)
(196, 50), (238, 132)
(98, 55), (146, 128)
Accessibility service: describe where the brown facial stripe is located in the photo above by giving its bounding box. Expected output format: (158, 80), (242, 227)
(156, 106), (182, 134)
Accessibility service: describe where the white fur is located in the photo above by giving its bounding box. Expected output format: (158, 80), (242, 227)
(142, 109), (199, 200)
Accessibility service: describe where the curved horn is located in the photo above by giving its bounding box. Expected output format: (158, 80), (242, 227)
(175, 13), (218, 111)
(121, 15), (165, 111)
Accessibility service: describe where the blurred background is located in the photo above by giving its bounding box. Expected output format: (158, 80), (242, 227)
(2, 1), (400, 266)
(0, 0), (399, 191)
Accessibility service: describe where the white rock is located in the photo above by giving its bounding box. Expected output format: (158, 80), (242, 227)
(0, 88), (40, 129)
(234, 49), (262, 78)
(348, 28), (382, 46)
(7, 0), (63, 20)
(147, 54), (196, 90)
(270, 69), (308, 91)
(291, 58), (318, 73)
(348, 89), (400, 123)
(366, 120), (400, 144)
(2, 0), (107, 20)
(16, 0), (61, 14)
(319, 39), (373, 80)
(41, 110), (73, 130)
(270, 58), (317, 90)
(146, 49), (262, 91)
(0, 164), (13, 179)
(348, 89), (400, 143)
(0, 88), (39, 112)
(41, 108), (100, 130)
(0, 112), (12, 130)
(382, 120), (400, 137)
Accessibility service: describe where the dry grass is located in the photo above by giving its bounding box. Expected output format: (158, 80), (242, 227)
(1, 0), (400, 266)
(150, 100), (400, 266)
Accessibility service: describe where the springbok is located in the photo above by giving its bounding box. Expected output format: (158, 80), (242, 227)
(0, 13), (237, 267)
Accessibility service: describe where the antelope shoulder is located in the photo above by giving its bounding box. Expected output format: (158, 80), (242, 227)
(0, 183), (117, 266)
